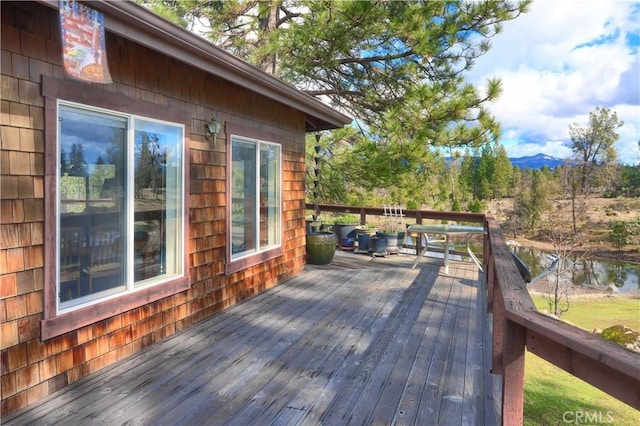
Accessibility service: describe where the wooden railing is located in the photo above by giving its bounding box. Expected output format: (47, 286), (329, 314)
(307, 204), (640, 424)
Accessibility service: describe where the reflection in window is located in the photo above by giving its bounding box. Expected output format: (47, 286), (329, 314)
(133, 119), (183, 284)
(57, 103), (184, 311)
(230, 136), (281, 260)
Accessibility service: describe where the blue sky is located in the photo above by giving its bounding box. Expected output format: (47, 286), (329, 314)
(468, 0), (640, 164)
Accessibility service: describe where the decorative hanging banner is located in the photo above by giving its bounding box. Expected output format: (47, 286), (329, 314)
(59, 0), (112, 83)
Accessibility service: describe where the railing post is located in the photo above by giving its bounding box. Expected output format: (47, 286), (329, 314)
(502, 319), (527, 425)
(415, 212), (423, 253)
(485, 229), (494, 312)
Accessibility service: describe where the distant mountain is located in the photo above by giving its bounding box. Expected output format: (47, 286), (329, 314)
(509, 153), (567, 169)
(446, 153), (568, 169)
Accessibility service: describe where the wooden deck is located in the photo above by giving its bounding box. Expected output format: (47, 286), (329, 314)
(4, 250), (501, 425)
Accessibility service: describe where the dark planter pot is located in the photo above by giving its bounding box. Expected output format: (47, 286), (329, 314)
(356, 232), (372, 253)
(306, 231), (336, 265)
(342, 237), (356, 248)
(371, 236), (388, 257)
(333, 223), (357, 248)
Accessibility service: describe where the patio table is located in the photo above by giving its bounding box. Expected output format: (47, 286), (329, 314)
(407, 224), (486, 273)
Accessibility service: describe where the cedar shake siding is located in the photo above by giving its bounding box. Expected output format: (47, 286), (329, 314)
(1, 1), (349, 415)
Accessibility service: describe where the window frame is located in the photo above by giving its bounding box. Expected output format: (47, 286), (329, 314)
(225, 123), (284, 275)
(42, 76), (190, 340)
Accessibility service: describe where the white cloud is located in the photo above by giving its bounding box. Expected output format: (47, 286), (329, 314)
(469, 0), (640, 164)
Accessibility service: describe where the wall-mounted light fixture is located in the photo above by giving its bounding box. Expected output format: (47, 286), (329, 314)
(204, 114), (221, 145)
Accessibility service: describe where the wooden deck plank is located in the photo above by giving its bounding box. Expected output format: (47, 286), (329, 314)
(415, 271), (462, 423)
(290, 266), (428, 425)
(350, 267), (440, 425)
(117, 270), (360, 425)
(292, 266), (436, 425)
(266, 268), (431, 425)
(316, 267), (434, 425)
(226, 267), (418, 425)
(166, 268), (406, 425)
(3, 252), (499, 426)
(438, 265), (476, 424)
(390, 265), (457, 426)
(48, 271), (338, 425)
(462, 264), (484, 426)
(481, 279), (503, 425)
(11, 272), (325, 425)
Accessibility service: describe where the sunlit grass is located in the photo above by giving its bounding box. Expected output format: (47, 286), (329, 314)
(523, 295), (640, 425)
(530, 294), (640, 332)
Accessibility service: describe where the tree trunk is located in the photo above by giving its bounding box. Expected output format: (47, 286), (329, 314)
(258, 3), (280, 75)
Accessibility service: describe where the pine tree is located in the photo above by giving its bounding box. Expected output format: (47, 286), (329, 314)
(144, 0), (530, 205)
(69, 143), (87, 177)
(492, 143), (513, 199)
(569, 107), (622, 194)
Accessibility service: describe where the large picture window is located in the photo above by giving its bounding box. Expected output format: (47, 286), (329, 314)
(57, 101), (185, 312)
(230, 136), (281, 263)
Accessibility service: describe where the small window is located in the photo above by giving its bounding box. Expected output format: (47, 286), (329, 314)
(57, 101), (185, 312)
(229, 136), (281, 262)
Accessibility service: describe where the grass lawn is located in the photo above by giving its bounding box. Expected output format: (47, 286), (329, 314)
(524, 295), (640, 425)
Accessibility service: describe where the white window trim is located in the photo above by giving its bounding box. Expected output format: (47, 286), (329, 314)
(56, 100), (186, 315)
(41, 75), (191, 341)
(226, 132), (284, 274)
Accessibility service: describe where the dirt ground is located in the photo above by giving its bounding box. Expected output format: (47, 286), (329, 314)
(485, 196), (640, 264)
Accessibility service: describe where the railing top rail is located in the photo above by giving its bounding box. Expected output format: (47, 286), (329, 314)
(305, 203), (485, 224)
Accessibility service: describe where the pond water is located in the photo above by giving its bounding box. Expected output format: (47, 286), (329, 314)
(510, 246), (640, 295)
(406, 235), (639, 295)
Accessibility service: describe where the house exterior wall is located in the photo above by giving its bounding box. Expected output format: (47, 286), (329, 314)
(1, 1), (308, 415)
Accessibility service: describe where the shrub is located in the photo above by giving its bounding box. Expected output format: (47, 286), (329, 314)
(329, 213), (359, 224)
(468, 198), (483, 213)
(610, 221), (630, 251)
(599, 324), (640, 352)
(406, 200), (418, 210)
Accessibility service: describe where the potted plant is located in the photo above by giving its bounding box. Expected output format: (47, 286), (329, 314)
(354, 224), (377, 254)
(379, 229), (405, 255)
(306, 230), (336, 265)
(331, 214), (359, 249)
(370, 235), (388, 257)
